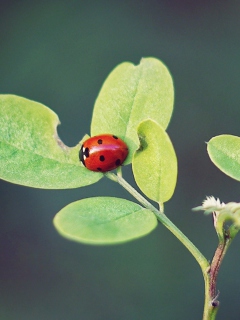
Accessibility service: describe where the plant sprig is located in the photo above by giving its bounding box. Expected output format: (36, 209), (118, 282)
(0, 57), (240, 319)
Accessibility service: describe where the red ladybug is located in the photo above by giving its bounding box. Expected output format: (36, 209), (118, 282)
(79, 134), (128, 172)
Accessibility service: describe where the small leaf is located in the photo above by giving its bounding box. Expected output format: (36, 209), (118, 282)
(53, 197), (157, 245)
(0, 95), (102, 189)
(132, 119), (177, 204)
(91, 57), (174, 163)
(207, 135), (240, 181)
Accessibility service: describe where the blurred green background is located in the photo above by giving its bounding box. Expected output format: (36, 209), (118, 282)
(1, 1), (240, 319)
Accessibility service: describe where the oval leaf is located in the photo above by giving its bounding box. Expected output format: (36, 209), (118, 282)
(53, 197), (157, 245)
(207, 135), (240, 181)
(0, 95), (102, 189)
(91, 57), (174, 163)
(132, 119), (177, 204)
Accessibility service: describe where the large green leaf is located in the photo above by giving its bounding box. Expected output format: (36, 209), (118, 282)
(91, 57), (174, 163)
(0, 95), (102, 188)
(207, 135), (240, 181)
(132, 119), (177, 204)
(53, 197), (157, 245)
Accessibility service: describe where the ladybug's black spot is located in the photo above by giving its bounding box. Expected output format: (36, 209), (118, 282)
(97, 167), (102, 171)
(97, 139), (103, 144)
(99, 155), (105, 162)
(115, 159), (121, 166)
(112, 135), (118, 139)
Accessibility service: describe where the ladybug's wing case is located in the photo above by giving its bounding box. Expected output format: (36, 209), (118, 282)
(79, 134), (128, 172)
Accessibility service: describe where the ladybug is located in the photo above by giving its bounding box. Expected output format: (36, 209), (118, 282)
(79, 134), (129, 172)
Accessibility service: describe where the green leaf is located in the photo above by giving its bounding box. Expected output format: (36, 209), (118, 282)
(132, 119), (177, 204)
(53, 197), (157, 245)
(0, 95), (102, 189)
(91, 57), (174, 163)
(207, 134), (240, 181)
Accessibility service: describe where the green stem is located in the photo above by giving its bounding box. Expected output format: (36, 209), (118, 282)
(105, 172), (237, 320)
(106, 172), (209, 271)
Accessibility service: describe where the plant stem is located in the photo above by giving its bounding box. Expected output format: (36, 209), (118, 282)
(106, 172), (209, 271)
(105, 172), (236, 320)
(202, 232), (233, 320)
